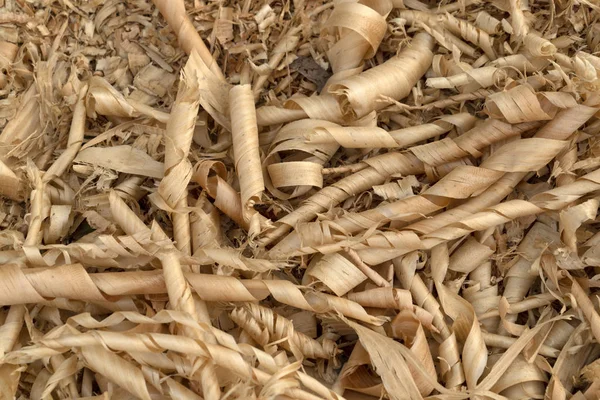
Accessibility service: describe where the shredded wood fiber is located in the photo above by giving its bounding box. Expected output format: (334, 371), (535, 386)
(3, 0), (600, 398)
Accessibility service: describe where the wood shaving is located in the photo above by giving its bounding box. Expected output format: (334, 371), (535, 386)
(2, 0), (600, 399)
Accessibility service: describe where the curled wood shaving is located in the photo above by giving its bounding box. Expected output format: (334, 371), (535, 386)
(330, 32), (435, 119)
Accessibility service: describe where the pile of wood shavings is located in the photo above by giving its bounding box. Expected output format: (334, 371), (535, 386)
(3, 0), (600, 398)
